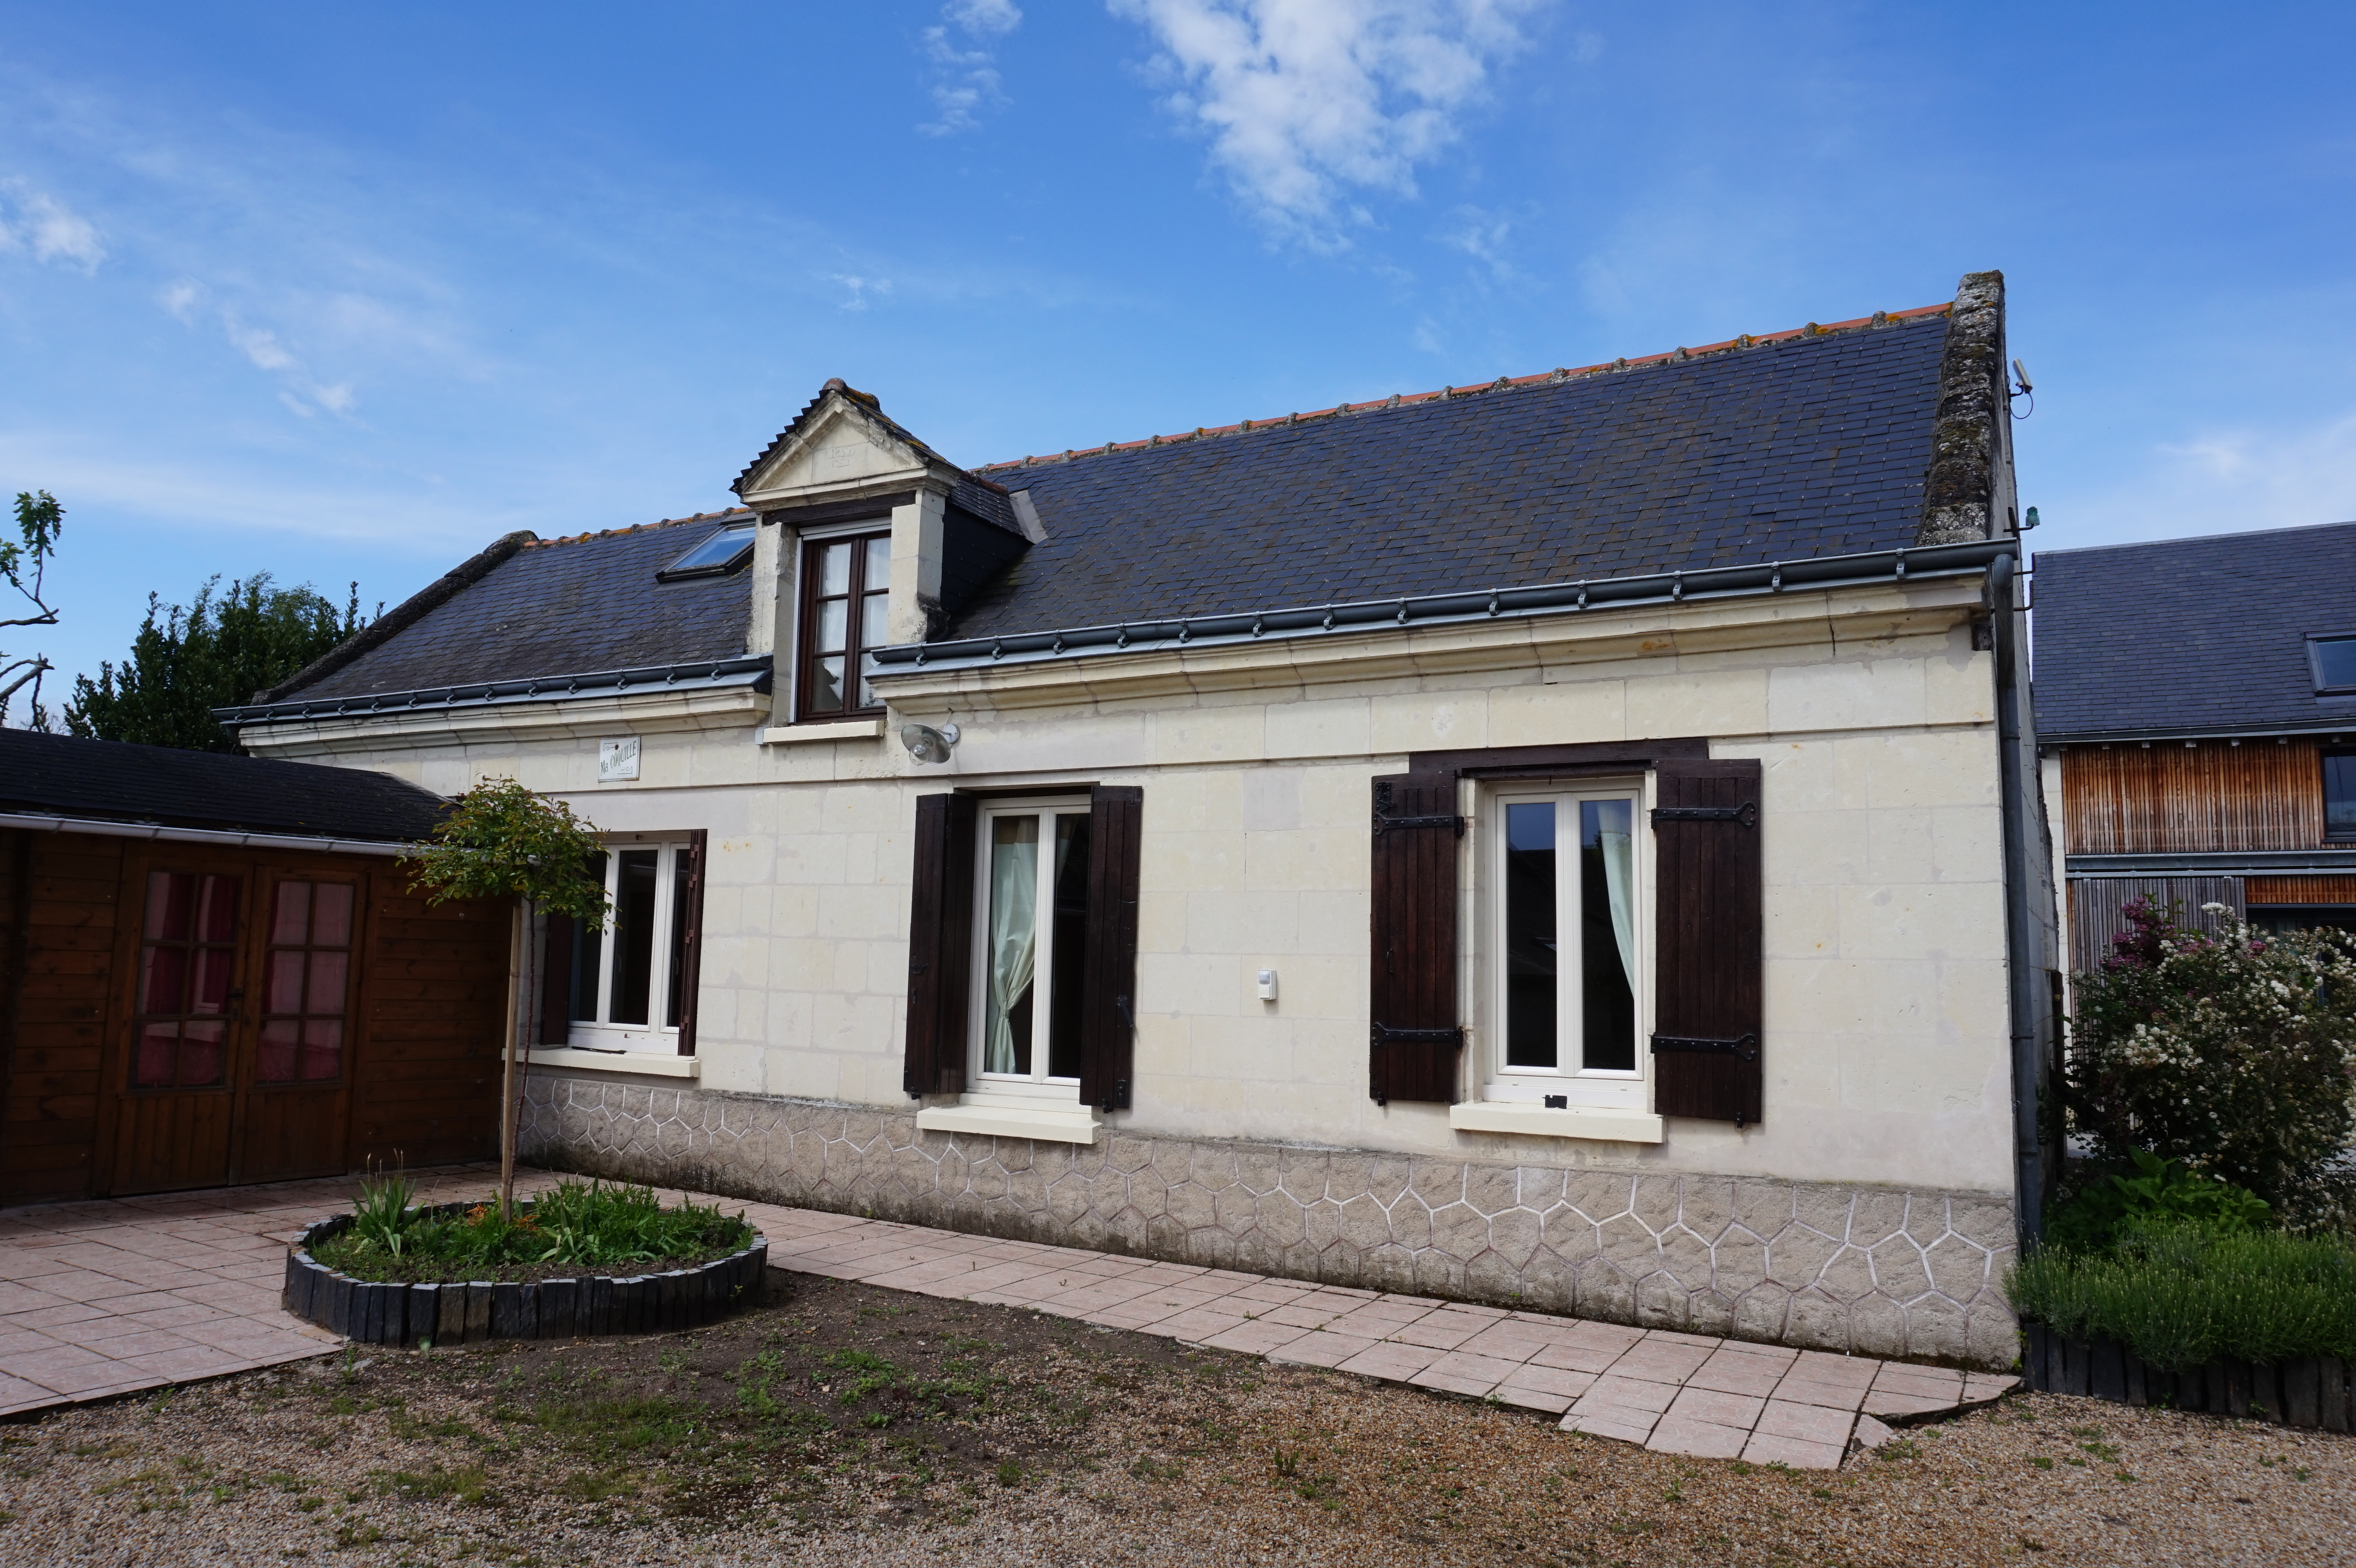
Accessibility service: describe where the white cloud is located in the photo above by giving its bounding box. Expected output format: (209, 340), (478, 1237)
(830, 273), (893, 312)
(2052, 407), (2356, 548)
(206, 308), (358, 416)
(159, 278), (204, 320)
(1110, 0), (1543, 244)
(919, 0), (1024, 136)
(0, 183), (106, 272)
(945, 0), (1023, 33)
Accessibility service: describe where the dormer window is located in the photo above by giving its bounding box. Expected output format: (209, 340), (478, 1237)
(799, 530), (891, 719)
(2310, 634), (2356, 696)
(656, 521), (756, 581)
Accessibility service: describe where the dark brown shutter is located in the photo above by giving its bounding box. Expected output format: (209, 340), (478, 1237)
(538, 910), (574, 1046)
(1079, 784), (1143, 1113)
(903, 792), (977, 1097)
(675, 829), (707, 1057)
(1650, 758), (1764, 1124)
(1368, 772), (1462, 1105)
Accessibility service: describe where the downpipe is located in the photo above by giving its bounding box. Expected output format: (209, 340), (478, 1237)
(1987, 553), (2045, 1248)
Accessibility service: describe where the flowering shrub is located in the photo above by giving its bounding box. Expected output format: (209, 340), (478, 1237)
(2067, 898), (2356, 1228)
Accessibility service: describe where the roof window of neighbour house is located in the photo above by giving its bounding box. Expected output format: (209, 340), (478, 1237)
(2310, 634), (2356, 695)
(656, 522), (756, 582)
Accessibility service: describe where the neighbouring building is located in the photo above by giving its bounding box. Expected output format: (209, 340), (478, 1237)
(2032, 520), (2356, 973)
(217, 272), (2056, 1368)
(0, 731), (510, 1204)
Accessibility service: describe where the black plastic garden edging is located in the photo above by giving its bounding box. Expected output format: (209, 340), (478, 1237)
(280, 1207), (768, 1346)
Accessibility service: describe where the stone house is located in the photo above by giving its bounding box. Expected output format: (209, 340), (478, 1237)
(220, 271), (2055, 1369)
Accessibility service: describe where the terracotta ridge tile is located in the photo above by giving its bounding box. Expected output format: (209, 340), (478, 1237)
(518, 506), (756, 550)
(971, 300), (1952, 474)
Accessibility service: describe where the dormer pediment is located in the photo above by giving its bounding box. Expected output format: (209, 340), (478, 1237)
(734, 379), (961, 510)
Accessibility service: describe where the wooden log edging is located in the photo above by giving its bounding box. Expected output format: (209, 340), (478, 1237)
(278, 1207), (768, 1346)
(2021, 1324), (2353, 1432)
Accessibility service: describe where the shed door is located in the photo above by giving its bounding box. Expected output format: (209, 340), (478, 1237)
(235, 874), (359, 1182)
(104, 863), (360, 1194)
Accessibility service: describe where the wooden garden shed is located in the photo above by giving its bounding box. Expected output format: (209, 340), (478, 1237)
(0, 730), (511, 1204)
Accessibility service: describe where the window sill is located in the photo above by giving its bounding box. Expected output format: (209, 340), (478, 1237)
(761, 718), (885, 745)
(527, 1047), (700, 1080)
(915, 1099), (1100, 1145)
(1449, 1101), (1662, 1144)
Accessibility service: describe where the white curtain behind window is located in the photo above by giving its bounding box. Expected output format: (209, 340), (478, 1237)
(1600, 810), (1636, 995)
(985, 822), (1038, 1074)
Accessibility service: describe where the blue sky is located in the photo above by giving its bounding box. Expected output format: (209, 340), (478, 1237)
(2, 1), (2352, 714)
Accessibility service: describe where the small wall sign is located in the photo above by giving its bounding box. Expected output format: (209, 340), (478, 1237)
(598, 737), (640, 782)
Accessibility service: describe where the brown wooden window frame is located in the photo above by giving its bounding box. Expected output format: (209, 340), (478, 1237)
(795, 528), (892, 723)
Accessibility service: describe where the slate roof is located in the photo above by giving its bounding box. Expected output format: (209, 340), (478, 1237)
(946, 310), (1953, 639)
(253, 300), (1968, 707)
(0, 730), (449, 841)
(297, 512), (756, 700)
(2033, 520), (2356, 740)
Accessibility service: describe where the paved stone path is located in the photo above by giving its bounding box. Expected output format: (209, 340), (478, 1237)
(3, 1169), (2014, 1467)
(0, 1167), (503, 1418)
(751, 1206), (2017, 1467)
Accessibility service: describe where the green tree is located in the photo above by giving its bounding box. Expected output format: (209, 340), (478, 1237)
(0, 490), (66, 729)
(64, 573), (367, 752)
(402, 778), (611, 1218)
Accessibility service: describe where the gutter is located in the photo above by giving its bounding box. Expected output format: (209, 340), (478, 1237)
(1988, 553), (2049, 1249)
(871, 539), (2013, 675)
(2042, 723), (2356, 746)
(216, 654), (772, 730)
(2066, 850), (2356, 877)
(0, 810), (412, 858)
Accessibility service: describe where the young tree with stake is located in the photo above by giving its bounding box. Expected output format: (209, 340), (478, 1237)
(401, 778), (610, 1218)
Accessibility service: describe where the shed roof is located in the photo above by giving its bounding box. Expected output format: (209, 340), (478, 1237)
(2032, 519), (2356, 741)
(0, 730), (449, 841)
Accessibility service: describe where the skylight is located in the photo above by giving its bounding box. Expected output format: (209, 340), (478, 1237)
(2310, 634), (2356, 696)
(657, 522), (756, 582)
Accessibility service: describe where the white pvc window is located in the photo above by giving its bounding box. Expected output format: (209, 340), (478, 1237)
(1485, 784), (1649, 1109)
(968, 799), (1092, 1096)
(567, 840), (695, 1052)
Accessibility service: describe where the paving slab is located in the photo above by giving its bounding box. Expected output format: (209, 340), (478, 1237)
(4, 1163), (2018, 1469)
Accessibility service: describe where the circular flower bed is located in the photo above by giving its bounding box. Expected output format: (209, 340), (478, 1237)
(280, 1184), (767, 1346)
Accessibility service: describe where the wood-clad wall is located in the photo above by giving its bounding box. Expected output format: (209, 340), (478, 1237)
(2067, 876), (2242, 976)
(0, 830), (124, 1203)
(349, 883), (510, 1170)
(0, 829), (509, 1206)
(2061, 740), (2328, 854)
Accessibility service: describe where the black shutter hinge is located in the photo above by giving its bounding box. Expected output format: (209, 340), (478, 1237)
(1099, 1078), (1130, 1113)
(1650, 1032), (1759, 1062)
(1650, 802), (1758, 827)
(1373, 781), (1463, 838)
(1372, 1024), (1464, 1044)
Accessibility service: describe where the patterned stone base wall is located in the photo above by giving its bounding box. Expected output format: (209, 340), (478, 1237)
(520, 1075), (2020, 1368)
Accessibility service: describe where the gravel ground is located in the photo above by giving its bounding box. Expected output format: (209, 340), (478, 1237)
(0, 1271), (2349, 1568)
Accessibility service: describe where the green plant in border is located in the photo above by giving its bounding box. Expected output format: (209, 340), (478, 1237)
(2066, 898), (2356, 1227)
(401, 778), (610, 1218)
(2045, 1149), (2271, 1252)
(349, 1162), (419, 1258)
(2007, 1217), (2356, 1370)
